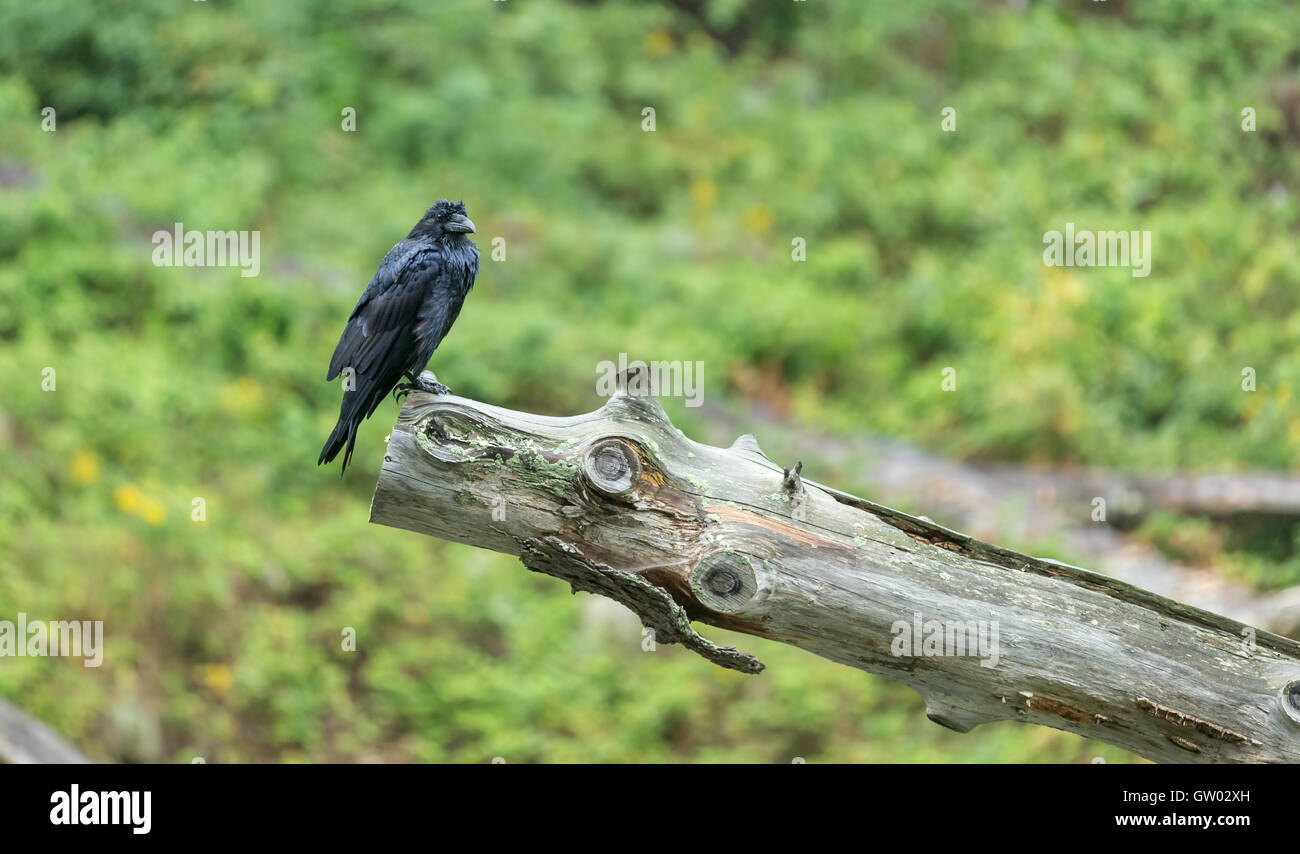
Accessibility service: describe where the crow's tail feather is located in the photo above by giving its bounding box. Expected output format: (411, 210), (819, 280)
(318, 413), (360, 476)
(321, 370), (403, 476)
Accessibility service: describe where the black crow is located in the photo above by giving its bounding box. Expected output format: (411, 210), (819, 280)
(319, 200), (479, 474)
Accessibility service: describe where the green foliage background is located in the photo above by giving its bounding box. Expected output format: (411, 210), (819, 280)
(1, 0), (1297, 762)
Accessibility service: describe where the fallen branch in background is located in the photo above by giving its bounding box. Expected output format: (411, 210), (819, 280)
(697, 403), (1300, 638)
(1044, 470), (1300, 518)
(371, 370), (1300, 764)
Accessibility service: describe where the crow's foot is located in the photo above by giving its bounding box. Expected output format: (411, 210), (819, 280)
(395, 377), (451, 401)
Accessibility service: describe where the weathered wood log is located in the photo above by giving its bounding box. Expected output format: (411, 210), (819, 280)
(370, 369), (1300, 763)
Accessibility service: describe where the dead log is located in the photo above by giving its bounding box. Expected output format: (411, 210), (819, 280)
(370, 370), (1300, 763)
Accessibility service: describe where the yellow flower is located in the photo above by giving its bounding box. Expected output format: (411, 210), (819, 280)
(690, 178), (718, 211)
(644, 28), (674, 58)
(114, 483), (143, 514)
(114, 483), (166, 524)
(139, 497), (167, 526)
(743, 204), (773, 235)
(69, 450), (100, 484)
(218, 377), (264, 414)
(203, 664), (233, 697)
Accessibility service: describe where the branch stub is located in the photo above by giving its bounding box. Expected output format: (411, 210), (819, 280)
(583, 439), (641, 496)
(691, 551), (759, 614)
(1281, 679), (1300, 727)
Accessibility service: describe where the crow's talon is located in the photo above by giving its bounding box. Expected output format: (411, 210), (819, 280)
(395, 379), (451, 400)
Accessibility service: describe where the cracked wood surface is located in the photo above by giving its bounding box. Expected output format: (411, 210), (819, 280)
(370, 370), (1300, 763)
(698, 403), (1300, 637)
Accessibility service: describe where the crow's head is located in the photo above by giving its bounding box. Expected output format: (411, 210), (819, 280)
(412, 200), (476, 241)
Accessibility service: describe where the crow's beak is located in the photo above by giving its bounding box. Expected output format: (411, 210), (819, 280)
(445, 215), (476, 234)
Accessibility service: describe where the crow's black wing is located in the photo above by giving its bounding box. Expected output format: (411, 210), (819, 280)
(326, 244), (442, 389)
